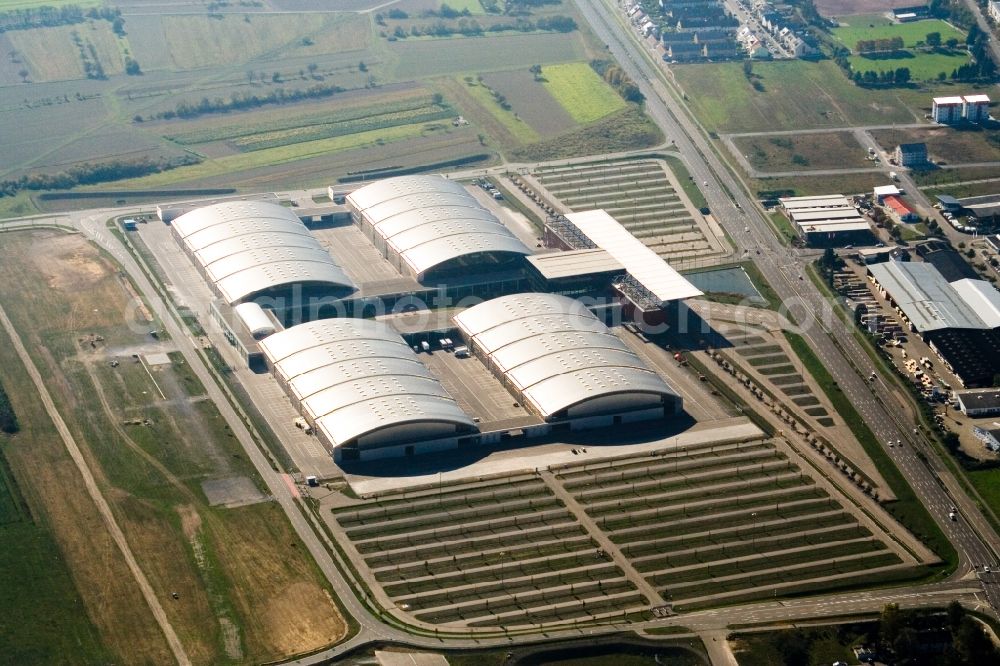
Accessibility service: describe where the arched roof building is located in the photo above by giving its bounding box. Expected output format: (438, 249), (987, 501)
(453, 293), (681, 421)
(258, 319), (477, 459)
(171, 201), (355, 305)
(346, 175), (531, 281)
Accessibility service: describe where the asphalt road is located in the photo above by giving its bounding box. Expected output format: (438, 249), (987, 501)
(573, 0), (1000, 593)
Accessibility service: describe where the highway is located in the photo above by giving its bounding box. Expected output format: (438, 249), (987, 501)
(573, 0), (1000, 596)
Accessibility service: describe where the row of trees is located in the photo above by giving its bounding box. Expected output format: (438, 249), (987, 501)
(0, 4), (121, 33)
(589, 59), (644, 103)
(0, 155), (200, 198)
(851, 66), (912, 86)
(388, 14), (576, 39)
(855, 37), (904, 53)
(148, 82), (346, 121)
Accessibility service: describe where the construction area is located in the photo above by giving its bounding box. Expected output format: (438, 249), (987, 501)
(528, 159), (730, 269)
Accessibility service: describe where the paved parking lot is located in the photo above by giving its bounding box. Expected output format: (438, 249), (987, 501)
(420, 349), (534, 426)
(314, 225), (421, 296)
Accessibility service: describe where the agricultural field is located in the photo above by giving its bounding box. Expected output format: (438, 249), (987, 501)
(6, 21), (125, 82)
(541, 62), (627, 124)
(848, 50), (970, 81)
(459, 75), (541, 143)
(387, 32), (586, 80)
(0, 230), (348, 662)
(733, 132), (871, 172)
(145, 13), (371, 71)
(163, 87), (453, 152)
(871, 125), (1000, 165)
(674, 60), (922, 133)
(480, 69), (576, 136)
(832, 16), (966, 50)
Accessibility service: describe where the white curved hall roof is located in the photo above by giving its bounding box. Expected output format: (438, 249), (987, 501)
(258, 319), (476, 449)
(172, 201), (355, 304)
(453, 293), (679, 419)
(346, 175), (530, 280)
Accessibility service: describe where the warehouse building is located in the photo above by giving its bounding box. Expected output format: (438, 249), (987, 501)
(345, 175), (531, 283)
(171, 201), (356, 307)
(868, 261), (1000, 386)
(779, 195), (872, 247)
(454, 293), (682, 428)
(258, 318), (479, 461)
(882, 195), (918, 223)
(957, 389), (1000, 417)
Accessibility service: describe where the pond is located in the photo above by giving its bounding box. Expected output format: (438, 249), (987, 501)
(685, 266), (765, 304)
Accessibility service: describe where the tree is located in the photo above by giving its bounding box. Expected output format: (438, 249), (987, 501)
(894, 67), (911, 84)
(358, 60), (368, 72)
(124, 57), (141, 75)
(18, 68), (28, 82)
(529, 64), (542, 80)
(271, 71), (282, 83)
(926, 31), (942, 47)
(307, 62), (318, 76)
(743, 59), (753, 79)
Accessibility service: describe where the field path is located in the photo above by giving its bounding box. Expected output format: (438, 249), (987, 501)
(0, 303), (192, 666)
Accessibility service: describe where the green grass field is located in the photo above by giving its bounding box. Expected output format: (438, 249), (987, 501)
(541, 62), (627, 124)
(735, 131), (870, 171)
(833, 17), (965, 50)
(967, 468), (1000, 529)
(674, 60), (918, 133)
(848, 50), (970, 80)
(442, 0), (487, 14)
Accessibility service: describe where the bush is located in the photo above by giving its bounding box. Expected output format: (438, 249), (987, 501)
(0, 381), (19, 434)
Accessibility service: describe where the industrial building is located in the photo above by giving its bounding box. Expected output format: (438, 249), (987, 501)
(868, 261), (1000, 386)
(778, 195), (872, 247)
(170, 200), (356, 307)
(258, 318), (479, 461)
(453, 292), (682, 426)
(882, 195), (918, 223)
(916, 239), (978, 282)
(956, 389), (1000, 417)
(345, 175), (531, 283)
(957, 193), (1000, 222)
